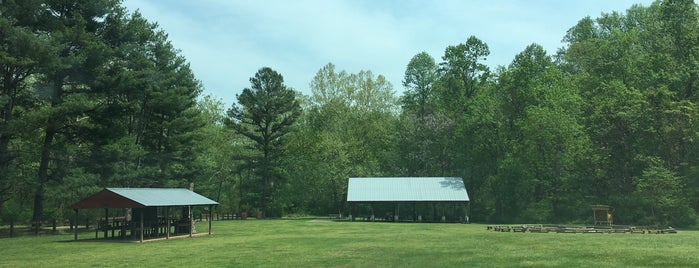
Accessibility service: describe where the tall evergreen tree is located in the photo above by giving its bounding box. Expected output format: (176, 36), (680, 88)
(226, 67), (301, 218)
(29, 0), (118, 226)
(0, 0), (54, 209)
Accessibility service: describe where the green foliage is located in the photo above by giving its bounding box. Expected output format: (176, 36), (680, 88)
(482, 44), (591, 223)
(189, 95), (240, 213)
(2, 0), (699, 227)
(284, 63), (398, 215)
(555, 0), (699, 226)
(402, 51), (438, 115)
(0, 199), (31, 223)
(633, 157), (696, 226)
(0, 0), (203, 226)
(439, 36), (490, 101)
(226, 67), (301, 218)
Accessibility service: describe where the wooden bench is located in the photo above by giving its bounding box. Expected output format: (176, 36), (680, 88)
(96, 220), (125, 239)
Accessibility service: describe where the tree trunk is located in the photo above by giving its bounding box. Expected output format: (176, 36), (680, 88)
(330, 178), (340, 215)
(261, 147), (269, 219)
(32, 119), (57, 228)
(0, 82), (17, 206)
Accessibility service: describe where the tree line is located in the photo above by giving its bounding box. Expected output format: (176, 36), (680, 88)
(1, 0), (698, 227)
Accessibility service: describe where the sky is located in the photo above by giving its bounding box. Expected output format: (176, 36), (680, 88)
(121, 0), (655, 107)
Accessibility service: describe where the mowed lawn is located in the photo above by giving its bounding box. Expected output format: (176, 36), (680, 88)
(1, 220), (697, 267)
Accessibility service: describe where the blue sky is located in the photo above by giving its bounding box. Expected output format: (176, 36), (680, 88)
(121, 0), (655, 107)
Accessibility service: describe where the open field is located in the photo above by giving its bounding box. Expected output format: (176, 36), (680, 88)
(1, 220), (697, 267)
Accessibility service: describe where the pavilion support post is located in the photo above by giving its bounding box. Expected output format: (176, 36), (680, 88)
(412, 202), (417, 222)
(188, 205), (193, 238)
(103, 208), (108, 239)
(74, 209), (79, 241)
(139, 210), (144, 243)
(165, 206), (170, 239)
(208, 205), (213, 235)
(349, 203), (354, 221)
(464, 202), (469, 224)
(441, 203), (446, 222)
(395, 202), (400, 222)
(371, 203), (375, 222)
(121, 208), (127, 239)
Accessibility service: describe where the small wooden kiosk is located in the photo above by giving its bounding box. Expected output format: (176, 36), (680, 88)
(70, 188), (218, 242)
(592, 205), (613, 226)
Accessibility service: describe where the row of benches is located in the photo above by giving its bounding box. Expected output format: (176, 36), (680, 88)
(487, 225), (678, 234)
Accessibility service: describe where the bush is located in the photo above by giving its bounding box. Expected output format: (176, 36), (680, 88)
(0, 200), (31, 224)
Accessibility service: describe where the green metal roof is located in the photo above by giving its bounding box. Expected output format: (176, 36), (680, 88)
(346, 177), (469, 202)
(71, 188), (219, 209)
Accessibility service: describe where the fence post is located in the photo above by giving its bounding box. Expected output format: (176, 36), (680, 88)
(9, 221), (14, 237)
(74, 209), (79, 241)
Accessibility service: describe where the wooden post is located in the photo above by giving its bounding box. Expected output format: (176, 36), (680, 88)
(189, 183), (194, 237)
(74, 209), (78, 241)
(464, 202), (469, 224)
(208, 205), (213, 235)
(441, 203), (446, 222)
(395, 202), (400, 222)
(139, 210), (144, 243)
(121, 208), (127, 239)
(188, 205), (193, 238)
(103, 208), (108, 239)
(413, 202), (417, 222)
(165, 206), (170, 239)
(349, 203), (354, 221)
(9, 221), (14, 238)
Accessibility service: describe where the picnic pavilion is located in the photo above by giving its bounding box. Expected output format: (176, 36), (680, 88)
(70, 188), (219, 242)
(346, 177), (470, 223)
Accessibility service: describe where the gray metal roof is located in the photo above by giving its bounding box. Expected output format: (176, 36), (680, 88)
(108, 188), (219, 206)
(346, 177), (469, 202)
(71, 188), (219, 209)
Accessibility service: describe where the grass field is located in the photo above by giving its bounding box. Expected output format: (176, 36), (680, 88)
(1, 220), (697, 267)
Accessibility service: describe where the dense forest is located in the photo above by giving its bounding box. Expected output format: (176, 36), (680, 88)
(2, 0), (698, 227)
